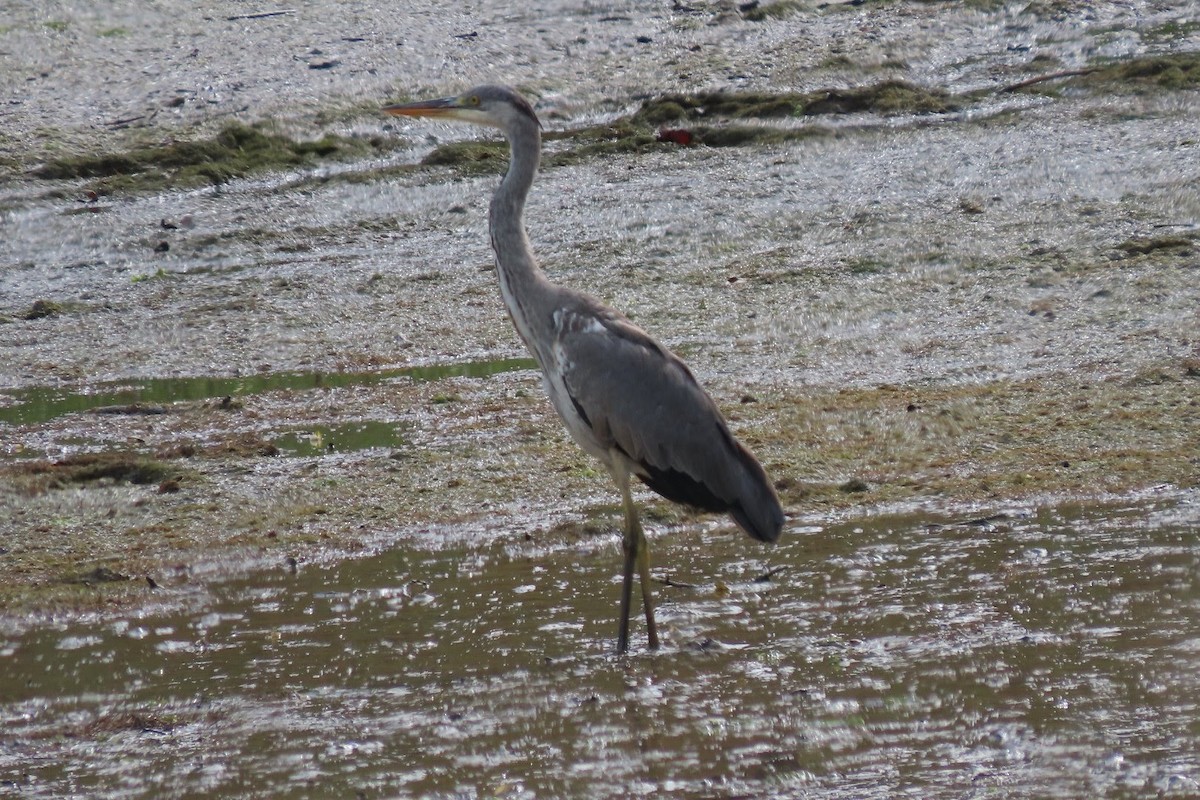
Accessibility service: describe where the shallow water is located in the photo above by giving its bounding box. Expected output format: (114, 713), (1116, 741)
(0, 357), (535, 428)
(3, 492), (1197, 798)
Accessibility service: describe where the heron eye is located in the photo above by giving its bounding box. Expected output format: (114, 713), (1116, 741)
(469, 95), (481, 106)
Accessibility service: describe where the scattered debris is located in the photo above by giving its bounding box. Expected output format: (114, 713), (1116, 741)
(226, 9), (296, 22)
(655, 575), (699, 589)
(656, 128), (693, 146)
(999, 67), (1099, 94)
(754, 565), (788, 583)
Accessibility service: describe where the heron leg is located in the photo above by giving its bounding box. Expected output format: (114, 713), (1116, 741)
(636, 525), (659, 651)
(615, 469), (659, 654)
(618, 518), (636, 655)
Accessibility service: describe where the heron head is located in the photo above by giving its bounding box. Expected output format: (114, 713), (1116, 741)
(384, 84), (540, 131)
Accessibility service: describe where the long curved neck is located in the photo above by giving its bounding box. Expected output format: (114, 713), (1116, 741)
(489, 119), (553, 361)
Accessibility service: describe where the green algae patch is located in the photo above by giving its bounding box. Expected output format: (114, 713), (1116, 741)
(806, 80), (959, 116)
(542, 119), (659, 165)
(424, 82), (955, 178)
(21, 299), (66, 320)
(547, 131), (662, 165)
(420, 139), (511, 174)
(1080, 52), (1200, 92)
(428, 128), (668, 173)
(740, 0), (806, 21)
(635, 92), (802, 125)
(32, 122), (396, 192)
(11, 297), (91, 323)
(8, 453), (181, 493)
(1141, 19), (1200, 44)
(636, 93), (802, 125)
(406, 83), (956, 179)
(690, 123), (832, 148)
(1008, 51), (1200, 98)
(635, 82), (959, 126)
(1116, 232), (1196, 257)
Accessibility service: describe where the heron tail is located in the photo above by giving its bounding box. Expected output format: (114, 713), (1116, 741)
(636, 436), (784, 544)
(727, 447), (785, 543)
(729, 485), (784, 544)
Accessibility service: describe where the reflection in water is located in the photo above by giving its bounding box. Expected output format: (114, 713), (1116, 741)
(2, 494), (1198, 798)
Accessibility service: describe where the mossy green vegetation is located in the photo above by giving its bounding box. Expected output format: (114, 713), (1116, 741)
(998, 52), (1200, 97)
(740, 1), (807, 22)
(24, 79), (958, 191)
(33, 122), (398, 193)
(22, 299), (65, 320)
(1078, 52), (1200, 92)
(688, 123), (831, 148)
(9, 453), (180, 493)
(912, 0), (1009, 8)
(1116, 232), (1196, 257)
(635, 92), (803, 124)
(420, 140), (510, 174)
(1020, 0), (1090, 17)
(131, 267), (172, 283)
(809, 80), (960, 115)
(1141, 19), (1200, 43)
(422, 82), (952, 175)
(635, 81), (959, 125)
(1051, 50), (1200, 94)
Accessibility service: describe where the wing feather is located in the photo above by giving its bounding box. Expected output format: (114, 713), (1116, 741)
(554, 300), (782, 542)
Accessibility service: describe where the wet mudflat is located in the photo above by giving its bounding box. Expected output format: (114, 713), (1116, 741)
(2, 0), (1200, 797)
(3, 494), (1198, 798)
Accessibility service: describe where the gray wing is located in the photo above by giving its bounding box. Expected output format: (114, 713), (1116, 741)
(555, 302), (783, 543)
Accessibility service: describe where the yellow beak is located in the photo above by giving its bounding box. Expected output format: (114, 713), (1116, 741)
(383, 96), (461, 118)
(383, 94), (498, 129)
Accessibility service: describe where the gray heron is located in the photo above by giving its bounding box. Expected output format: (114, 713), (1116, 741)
(385, 85), (784, 653)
